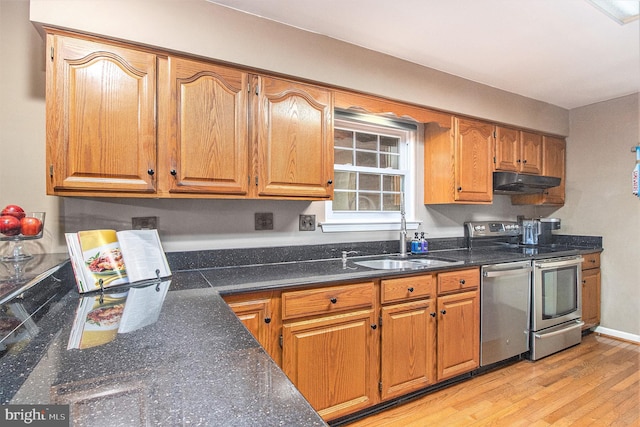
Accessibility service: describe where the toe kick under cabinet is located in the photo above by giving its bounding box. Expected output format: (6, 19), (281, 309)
(223, 266), (481, 422)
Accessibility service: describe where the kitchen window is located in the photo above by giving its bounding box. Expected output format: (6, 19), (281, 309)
(321, 112), (419, 232)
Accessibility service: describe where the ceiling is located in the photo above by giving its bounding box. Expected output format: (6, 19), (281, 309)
(206, 0), (639, 110)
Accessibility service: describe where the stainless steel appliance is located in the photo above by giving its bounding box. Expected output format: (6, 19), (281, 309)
(530, 256), (584, 360)
(539, 218), (561, 245)
(465, 221), (532, 366)
(520, 219), (540, 245)
(481, 261), (532, 366)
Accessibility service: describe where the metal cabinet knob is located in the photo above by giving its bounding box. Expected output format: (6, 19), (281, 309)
(330, 297), (337, 304)
(170, 169), (177, 176)
(440, 310), (447, 315)
(327, 179), (333, 185)
(460, 279), (466, 285)
(264, 317), (271, 324)
(370, 324), (377, 330)
(407, 287), (414, 293)
(147, 169), (155, 176)
(430, 312), (436, 318)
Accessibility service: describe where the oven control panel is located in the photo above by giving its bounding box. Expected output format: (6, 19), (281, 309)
(465, 221), (520, 238)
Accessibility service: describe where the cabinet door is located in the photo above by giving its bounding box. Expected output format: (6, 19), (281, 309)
(282, 309), (378, 421)
(224, 292), (281, 365)
(494, 126), (520, 172)
(46, 33), (157, 194)
(254, 76), (334, 199)
(380, 299), (436, 400)
(454, 118), (493, 202)
(540, 136), (566, 204)
(511, 136), (566, 206)
(519, 131), (543, 175)
(581, 268), (601, 330)
(436, 290), (479, 381)
(167, 57), (249, 195)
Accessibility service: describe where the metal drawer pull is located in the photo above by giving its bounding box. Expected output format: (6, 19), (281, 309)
(330, 297), (337, 304)
(483, 267), (532, 278)
(533, 321), (584, 339)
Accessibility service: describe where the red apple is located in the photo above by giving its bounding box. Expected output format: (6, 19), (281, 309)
(0, 215), (21, 236)
(20, 216), (43, 236)
(1, 205), (25, 220)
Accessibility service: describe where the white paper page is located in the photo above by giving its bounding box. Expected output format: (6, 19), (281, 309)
(116, 230), (171, 283)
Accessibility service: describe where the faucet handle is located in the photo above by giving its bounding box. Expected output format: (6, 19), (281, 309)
(341, 250), (359, 261)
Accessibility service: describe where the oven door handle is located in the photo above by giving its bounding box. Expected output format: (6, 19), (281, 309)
(534, 257), (584, 269)
(533, 320), (585, 339)
(483, 266), (532, 278)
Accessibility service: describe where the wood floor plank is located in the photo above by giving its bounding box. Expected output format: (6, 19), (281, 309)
(344, 334), (640, 427)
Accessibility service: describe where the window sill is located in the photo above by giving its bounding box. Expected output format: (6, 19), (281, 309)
(319, 221), (421, 233)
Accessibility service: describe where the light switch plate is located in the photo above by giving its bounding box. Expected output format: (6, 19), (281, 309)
(255, 212), (274, 230)
(132, 216), (158, 230)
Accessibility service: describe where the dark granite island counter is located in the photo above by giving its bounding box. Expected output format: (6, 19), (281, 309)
(2, 270), (325, 426)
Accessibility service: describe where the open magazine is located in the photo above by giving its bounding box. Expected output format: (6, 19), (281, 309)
(65, 229), (171, 293)
(67, 280), (170, 350)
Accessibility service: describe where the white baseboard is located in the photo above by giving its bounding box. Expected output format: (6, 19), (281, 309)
(594, 326), (640, 344)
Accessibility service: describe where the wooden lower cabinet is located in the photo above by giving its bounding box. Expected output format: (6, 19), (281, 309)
(223, 292), (281, 365)
(581, 252), (602, 330)
(281, 309), (378, 421)
(380, 299), (436, 400)
(436, 290), (480, 381)
(225, 269), (481, 421)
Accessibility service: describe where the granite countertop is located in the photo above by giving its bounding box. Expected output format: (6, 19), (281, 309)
(0, 237), (602, 426)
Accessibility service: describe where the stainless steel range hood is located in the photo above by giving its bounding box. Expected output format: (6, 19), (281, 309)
(493, 172), (561, 194)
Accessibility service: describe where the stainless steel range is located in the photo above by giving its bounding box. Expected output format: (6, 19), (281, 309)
(465, 220), (584, 363)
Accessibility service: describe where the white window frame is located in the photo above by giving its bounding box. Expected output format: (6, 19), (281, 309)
(320, 113), (420, 233)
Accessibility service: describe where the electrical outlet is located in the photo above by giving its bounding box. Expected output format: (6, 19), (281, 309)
(255, 212), (274, 230)
(132, 216), (158, 230)
(299, 214), (316, 231)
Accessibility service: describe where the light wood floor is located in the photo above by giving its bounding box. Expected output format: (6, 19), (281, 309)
(347, 333), (640, 426)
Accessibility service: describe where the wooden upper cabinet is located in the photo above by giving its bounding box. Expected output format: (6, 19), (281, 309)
(46, 33), (157, 194)
(424, 117), (493, 204)
(512, 136), (566, 206)
(454, 118), (494, 203)
(519, 131), (543, 174)
(494, 126), (520, 172)
(254, 76), (334, 199)
(165, 57), (249, 196)
(494, 127), (542, 174)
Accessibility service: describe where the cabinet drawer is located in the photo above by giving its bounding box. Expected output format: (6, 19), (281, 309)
(381, 275), (435, 304)
(582, 252), (600, 270)
(437, 268), (479, 294)
(282, 282), (374, 320)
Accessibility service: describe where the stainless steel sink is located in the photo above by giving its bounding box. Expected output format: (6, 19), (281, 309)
(354, 256), (463, 270)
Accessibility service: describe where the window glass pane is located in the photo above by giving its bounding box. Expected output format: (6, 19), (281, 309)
(334, 129), (354, 148)
(383, 194), (401, 211)
(334, 171), (356, 191)
(358, 193), (380, 211)
(334, 149), (353, 166)
(380, 153), (399, 169)
(355, 132), (377, 150)
(380, 136), (399, 153)
(382, 175), (401, 192)
(356, 151), (377, 167)
(333, 191), (356, 211)
(359, 173), (380, 191)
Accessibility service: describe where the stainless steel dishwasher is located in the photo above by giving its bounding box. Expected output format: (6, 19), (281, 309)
(480, 260), (532, 366)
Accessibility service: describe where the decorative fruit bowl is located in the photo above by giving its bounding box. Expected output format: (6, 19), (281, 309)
(0, 212), (45, 261)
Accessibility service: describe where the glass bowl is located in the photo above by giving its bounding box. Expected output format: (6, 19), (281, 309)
(1, 212), (45, 261)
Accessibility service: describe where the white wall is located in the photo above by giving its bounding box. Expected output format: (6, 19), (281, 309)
(559, 94), (640, 337)
(1, 0), (637, 336)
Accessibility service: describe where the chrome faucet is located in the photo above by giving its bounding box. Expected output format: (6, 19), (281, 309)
(341, 250), (359, 262)
(399, 204), (408, 257)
